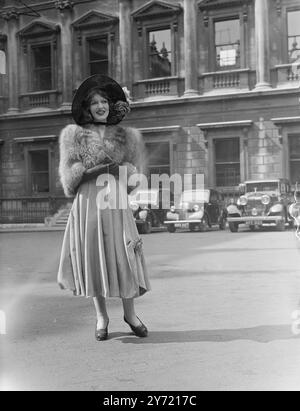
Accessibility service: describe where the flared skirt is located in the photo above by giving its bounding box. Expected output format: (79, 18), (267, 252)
(57, 178), (151, 298)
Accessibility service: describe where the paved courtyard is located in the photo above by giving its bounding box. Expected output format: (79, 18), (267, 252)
(1, 227), (300, 391)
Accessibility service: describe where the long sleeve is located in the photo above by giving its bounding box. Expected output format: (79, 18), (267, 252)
(59, 124), (86, 197)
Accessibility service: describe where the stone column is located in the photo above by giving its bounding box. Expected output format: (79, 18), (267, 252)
(55, 0), (74, 108)
(119, 0), (133, 89)
(183, 0), (198, 96)
(254, 0), (271, 90)
(3, 9), (19, 113)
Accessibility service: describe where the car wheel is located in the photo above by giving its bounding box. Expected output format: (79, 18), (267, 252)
(250, 225), (256, 231)
(142, 221), (152, 234)
(167, 225), (176, 233)
(199, 215), (209, 232)
(229, 222), (239, 233)
(189, 223), (197, 232)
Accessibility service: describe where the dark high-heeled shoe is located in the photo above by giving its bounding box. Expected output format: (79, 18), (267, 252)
(124, 316), (148, 338)
(95, 319), (109, 341)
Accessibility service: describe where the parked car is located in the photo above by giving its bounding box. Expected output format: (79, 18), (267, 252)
(164, 188), (227, 233)
(227, 179), (294, 232)
(129, 188), (174, 234)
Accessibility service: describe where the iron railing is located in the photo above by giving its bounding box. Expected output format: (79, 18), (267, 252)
(0, 196), (68, 224)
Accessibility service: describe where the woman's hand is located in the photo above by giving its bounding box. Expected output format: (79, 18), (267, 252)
(85, 164), (106, 175)
(85, 162), (119, 176)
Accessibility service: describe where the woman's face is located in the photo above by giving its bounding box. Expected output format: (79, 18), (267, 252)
(89, 93), (110, 123)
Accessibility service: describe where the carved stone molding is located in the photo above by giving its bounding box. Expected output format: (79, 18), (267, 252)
(72, 10), (118, 46)
(18, 21), (60, 40)
(132, 0), (182, 21)
(72, 10), (118, 31)
(55, 0), (74, 11)
(243, 4), (248, 22)
(203, 10), (209, 27)
(137, 23), (143, 37)
(2, 8), (19, 21)
(21, 38), (28, 54)
(276, 0), (282, 17)
(172, 21), (178, 32)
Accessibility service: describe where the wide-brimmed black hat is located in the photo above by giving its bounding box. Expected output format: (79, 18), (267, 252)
(72, 74), (129, 125)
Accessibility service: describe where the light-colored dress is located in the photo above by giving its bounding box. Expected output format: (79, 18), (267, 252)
(57, 124), (151, 298)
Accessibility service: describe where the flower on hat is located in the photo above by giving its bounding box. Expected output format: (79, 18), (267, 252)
(122, 87), (132, 104)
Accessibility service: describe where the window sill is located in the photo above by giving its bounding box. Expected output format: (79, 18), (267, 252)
(20, 90), (59, 96)
(135, 76), (179, 84)
(202, 68), (250, 76)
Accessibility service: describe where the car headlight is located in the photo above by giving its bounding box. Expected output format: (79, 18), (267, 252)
(130, 202), (139, 211)
(261, 195), (271, 205)
(239, 196), (248, 206)
(270, 204), (283, 213)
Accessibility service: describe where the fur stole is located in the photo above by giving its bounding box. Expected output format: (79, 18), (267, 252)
(59, 124), (145, 197)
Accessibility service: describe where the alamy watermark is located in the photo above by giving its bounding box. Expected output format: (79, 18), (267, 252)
(95, 167), (205, 210)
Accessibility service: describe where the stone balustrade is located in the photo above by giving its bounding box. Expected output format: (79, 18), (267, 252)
(274, 64), (300, 87)
(19, 90), (60, 110)
(133, 77), (180, 99)
(201, 69), (251, 93)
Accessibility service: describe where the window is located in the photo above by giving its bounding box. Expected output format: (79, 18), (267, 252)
(29, 150), (50, 194)
(289, 135), (300, 185)
(132, 1), (181, 82)
(214, 138), (240, 187)
(31, 44), (52, 91)
(214, 19), (240, 70)
(72, 11), (118, 80)
(88, 37), (109, 76)
(145, 142), (170, 176)
(287, 10), (300, 63)
(148, 29), (172, 78)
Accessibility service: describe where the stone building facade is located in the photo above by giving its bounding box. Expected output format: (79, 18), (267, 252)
(0, 0), (299, 222)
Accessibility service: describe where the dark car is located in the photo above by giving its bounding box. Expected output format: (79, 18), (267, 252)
(227, 179), (294, 232)
(164, 188), (227, 233)
(129, 188), (174, 234)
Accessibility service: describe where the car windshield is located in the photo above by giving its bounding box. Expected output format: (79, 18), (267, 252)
(180, 190), (210, 204)
(132, 190), (158, 205)
(246, 182), (279, 194)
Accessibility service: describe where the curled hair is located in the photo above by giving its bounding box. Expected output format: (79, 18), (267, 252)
(79, 87), (130, 125)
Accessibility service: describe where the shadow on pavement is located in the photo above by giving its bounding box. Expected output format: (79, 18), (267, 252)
(116, 324), (300, 344)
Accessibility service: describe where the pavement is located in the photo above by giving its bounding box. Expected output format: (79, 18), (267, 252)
(1, 226), (300, 391)
(0, 224), (66, 233)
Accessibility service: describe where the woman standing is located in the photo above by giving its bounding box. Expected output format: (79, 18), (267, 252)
(57, 75), (150, 341)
